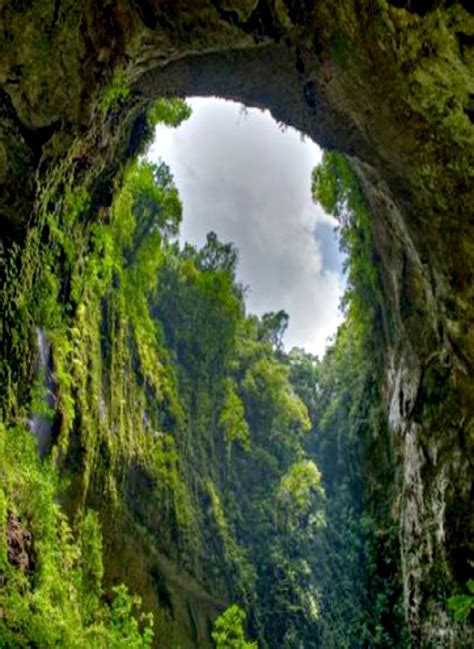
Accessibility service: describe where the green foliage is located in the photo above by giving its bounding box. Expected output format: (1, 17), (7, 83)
(121, 159), (183, 260)
(100, 69), (131, 113)
(276, 460), (326, 549)
(78, 510), (104, 623)
(307, 151), (409, 647)
(257, 310), (289, 352)
(151, 227), (323, 645)
(154, 235), (243, 378)
(278, 459), (324, 510)
(194, 231), (238, 277)
(0, 422), (153, 647)
(447, 579), (474, 621)
(0, 135), (195, 645)
(29, 363), (55, 419)
(212, 605), (257, 649)
(312, 151), (381, 334)
(107, 584), (154, 648)
(311, 151), (358, 223)
(148, 97), (192, 128)
(242, 355), (310, 436)
(0, 122), (409, 649)
(129, 97), (192, 154)
(298, 322), (408, 647)
(219, 380), (251, 452)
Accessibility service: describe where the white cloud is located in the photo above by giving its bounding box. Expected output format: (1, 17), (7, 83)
(148, 97), (345, 357)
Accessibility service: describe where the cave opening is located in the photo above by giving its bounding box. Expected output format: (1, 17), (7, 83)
(147, 96), (345, 357)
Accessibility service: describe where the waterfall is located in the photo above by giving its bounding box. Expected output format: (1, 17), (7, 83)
(28, 328), (56, 458)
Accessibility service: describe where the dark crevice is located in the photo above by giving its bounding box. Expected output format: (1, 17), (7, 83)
(90, 174), (115, 211)
(244, 0), (284, 39)
(209, 0), (241, 25)
(186, 600), (199, 644)
(132, 0), (158, 30)
(386, 0), (434, 16)
(150, 565), (174, 615)
(447, 0), (474, 15)
(457, 32), (474, 58)
(303, 80), (317, 110)
(399, 388), (405, 419)
(295, 47), (305, 75)
(460, 0), (474, 15)
(51, 0), (61, 30)
(465, 107), (474, 124)
(465, 93), (474, 124)
(28, 119), (61, 161)
(282, 0), (315, 25)
(210, 0), (284, 40)
(391, 0), (474, 16)
(126, 112), (152, 158)
(0, 90), (60, 165)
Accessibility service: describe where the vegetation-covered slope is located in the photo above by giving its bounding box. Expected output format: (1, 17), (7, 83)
(0, 100), (394, 647)
(1, 95), (470, 647)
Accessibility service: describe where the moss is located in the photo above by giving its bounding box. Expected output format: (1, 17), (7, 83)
(100, 69), (132, 114)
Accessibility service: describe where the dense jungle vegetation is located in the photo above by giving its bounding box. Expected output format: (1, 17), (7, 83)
(0, 98), (418, 647)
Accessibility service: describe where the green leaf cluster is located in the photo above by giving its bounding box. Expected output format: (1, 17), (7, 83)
(0, 423), (153, 647)
(148, 97), (192, 128)
(100, 70), (131, 114)
(212, 605), (257, 649)
(447, 579), (474, 621)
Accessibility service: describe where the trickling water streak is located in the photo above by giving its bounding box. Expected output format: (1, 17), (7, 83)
(28, 327), (56, 458)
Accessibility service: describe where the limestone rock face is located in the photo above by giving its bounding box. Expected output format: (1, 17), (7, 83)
(0, 1), (473, 645)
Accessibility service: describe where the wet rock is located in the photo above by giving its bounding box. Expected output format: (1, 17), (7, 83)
(7, 515), (34, 573)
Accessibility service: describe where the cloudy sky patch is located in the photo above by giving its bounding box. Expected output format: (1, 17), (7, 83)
(148, 97), (345, 357)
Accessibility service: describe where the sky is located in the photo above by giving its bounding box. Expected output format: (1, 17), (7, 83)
(148, 97), (345, 358)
